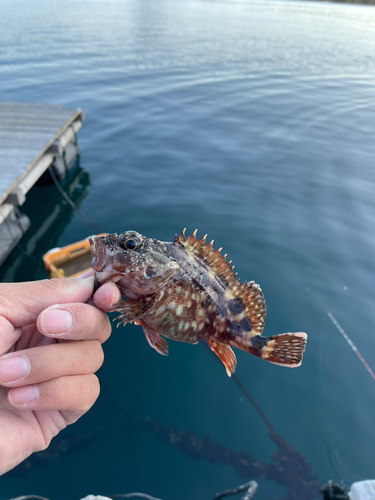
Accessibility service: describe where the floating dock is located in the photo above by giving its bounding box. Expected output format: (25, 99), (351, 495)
(0, 101), (84, 266)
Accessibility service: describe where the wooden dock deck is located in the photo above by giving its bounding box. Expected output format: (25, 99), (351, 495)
(0, 101), (84, 266)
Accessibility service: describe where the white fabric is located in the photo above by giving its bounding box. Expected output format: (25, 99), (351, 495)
(349, 481), (375, 500)
(80, 496), (112, 500)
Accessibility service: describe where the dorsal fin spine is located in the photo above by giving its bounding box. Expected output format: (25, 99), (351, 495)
(206, 249), (222, 265)
(193, 235), (207, 254)
(176, 230), (240, 288)
(197, 242), (214, 259)
(187, 229), (198, 247)
(177, 228), (187, 244)
(209, 256), (225, 269)
(215, 262), (229, 274)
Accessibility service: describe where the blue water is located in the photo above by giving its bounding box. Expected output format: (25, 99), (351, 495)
(1, 0), (375, 498)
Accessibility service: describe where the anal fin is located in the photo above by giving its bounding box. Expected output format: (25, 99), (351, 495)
(141, 321), (169, 356)
(207, 340), (237, 377)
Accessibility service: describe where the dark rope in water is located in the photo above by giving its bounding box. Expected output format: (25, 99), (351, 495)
(202, 341), (273, 433)
(48, 165), (101, 234)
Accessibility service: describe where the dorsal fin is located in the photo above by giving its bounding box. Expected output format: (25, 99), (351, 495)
(175, 229), (239, 287)
(230, 281), (267, 336)
(175, 228), (187, 245)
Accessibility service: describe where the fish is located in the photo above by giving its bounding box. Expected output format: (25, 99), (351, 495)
(89, 229), (307, 376)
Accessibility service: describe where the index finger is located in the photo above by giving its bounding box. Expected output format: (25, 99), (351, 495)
(0, 277), (94, 328)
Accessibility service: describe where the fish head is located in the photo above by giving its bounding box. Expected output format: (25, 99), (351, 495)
(89, 231), (179, 297)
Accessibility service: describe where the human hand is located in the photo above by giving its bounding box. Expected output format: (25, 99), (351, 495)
(0, 273), (121, 475)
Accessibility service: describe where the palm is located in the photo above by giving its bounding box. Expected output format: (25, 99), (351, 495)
(0, 324), (77, 472)
(0, 385), (45, 468)
(0, 277), (117, 475)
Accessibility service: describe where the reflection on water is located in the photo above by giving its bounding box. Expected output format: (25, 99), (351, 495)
(8, 365), (320, 500)
(0, 161), (91, 283)
(1, 0), (375, 499)
(4, 431), (95, 478)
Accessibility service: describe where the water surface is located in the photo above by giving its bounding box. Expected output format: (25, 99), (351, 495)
(1, 0), (375, 498)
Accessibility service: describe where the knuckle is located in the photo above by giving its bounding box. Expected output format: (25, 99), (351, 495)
(84, 340), (104, 372)
(91, 374), (100, 400)
(81, 374), (100, 411)
(92, 341), (104, 371)
(38, 279), (65, 301)
(102, 315), (112, 341)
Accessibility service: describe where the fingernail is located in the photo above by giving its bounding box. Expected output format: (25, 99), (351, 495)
(9, 385), (39, 406)
(0, 355), (30, 383)
(105, 283), (120, 308)
(41, 308), (74, 335)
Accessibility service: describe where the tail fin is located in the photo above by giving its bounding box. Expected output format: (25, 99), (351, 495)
(260, 332), (307, 367)
(234, 332), (307, 368)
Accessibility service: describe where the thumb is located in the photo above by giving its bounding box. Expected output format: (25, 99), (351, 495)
(0, 276), (94, 328)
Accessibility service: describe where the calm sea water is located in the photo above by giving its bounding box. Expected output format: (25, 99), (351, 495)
(1, 0), (375, 498)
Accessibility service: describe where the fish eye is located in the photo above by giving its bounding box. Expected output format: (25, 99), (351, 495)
(120, 237), (141, 250)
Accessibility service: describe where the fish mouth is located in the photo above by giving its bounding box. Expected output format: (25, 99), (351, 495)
(89, 236), (124, 290)
(88, 236), (108, 272)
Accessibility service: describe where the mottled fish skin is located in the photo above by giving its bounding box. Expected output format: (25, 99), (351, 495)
(143, 242), (260, 345)
(89, 231), (179, 298)
(89, 229), (307, 376)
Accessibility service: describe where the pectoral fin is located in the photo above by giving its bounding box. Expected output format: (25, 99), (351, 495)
(141, 321), (169, 356)
(207, 340), (237, 377)
(115, 293), (159, 325)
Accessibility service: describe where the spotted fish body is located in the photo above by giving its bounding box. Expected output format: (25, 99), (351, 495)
(89, 229), (307, 376)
